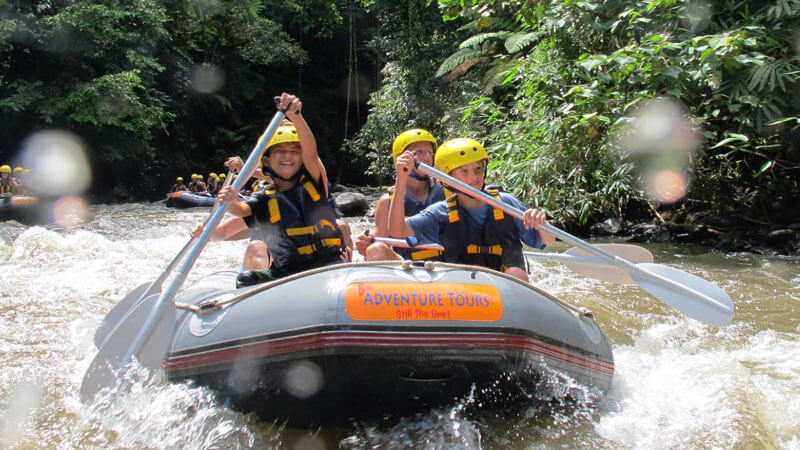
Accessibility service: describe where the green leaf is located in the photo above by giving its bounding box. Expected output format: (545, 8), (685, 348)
(710, 134), (749, 149)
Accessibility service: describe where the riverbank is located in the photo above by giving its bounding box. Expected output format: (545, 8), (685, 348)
(331, 184), (800, 257)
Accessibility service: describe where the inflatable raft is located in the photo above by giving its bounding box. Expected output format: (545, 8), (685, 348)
(137, 261), (614, 422)
(0, 195), (40, 223)
(165, 192), (216, 209)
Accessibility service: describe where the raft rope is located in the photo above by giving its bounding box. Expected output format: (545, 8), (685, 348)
(172, 260), (595, 321)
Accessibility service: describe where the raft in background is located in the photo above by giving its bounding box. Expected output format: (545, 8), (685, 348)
(94, 261), (614, 424)
(165, 191), (216, 209)
(0, 195), (41, 224)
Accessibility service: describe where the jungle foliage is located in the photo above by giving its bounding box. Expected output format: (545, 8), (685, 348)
(349, 0), (799, 230)
(0, 0), (367, 199)
(435, 0), (800, 228)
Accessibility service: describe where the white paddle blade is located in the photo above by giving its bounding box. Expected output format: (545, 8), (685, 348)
(81, 294), (177, 403)
(632, 263), (734, 326)
(94, 282), (153, 348)
(564, 244), (654, 284)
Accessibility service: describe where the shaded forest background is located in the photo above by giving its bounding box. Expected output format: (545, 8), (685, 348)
(1, 0), (799, 246)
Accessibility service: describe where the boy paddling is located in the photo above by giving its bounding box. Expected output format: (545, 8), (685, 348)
(388, 138), (555, 282)
(217, 93), (348, 287)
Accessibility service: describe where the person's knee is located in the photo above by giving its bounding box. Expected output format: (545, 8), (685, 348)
(365, 242), (400, 261)
(336, 219), (353, 249)
(246, 240), (267, 256)
(504, 266), (528, 282)
(243, 241), (269, 270)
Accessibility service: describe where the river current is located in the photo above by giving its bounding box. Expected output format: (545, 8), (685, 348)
(0, 202), (798, 449)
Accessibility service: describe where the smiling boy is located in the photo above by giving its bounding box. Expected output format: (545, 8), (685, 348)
(218, 93), (348, 287)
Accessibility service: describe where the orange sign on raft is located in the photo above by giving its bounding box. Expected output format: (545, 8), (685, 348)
(345, 282), (502, 321)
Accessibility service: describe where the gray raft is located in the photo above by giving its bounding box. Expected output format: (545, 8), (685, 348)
(138, 260), (614, 422)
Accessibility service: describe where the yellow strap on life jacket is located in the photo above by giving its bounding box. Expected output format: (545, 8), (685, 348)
(446, 194), (459, 223)
(265, 178), (323, 224)
(446, 188), (504, 223)
(265, 188), (281, 223)
(285, 219), (336, 237)
(486, 188), (504, 220)
(466, 244), (503, 256)
(297, 238), (342, 255)
(303, 180), (321, 201)
(410, 248), (442, 260)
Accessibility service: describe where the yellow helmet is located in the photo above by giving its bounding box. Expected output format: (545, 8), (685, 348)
(0, 165), (10, 173)
(266, 125), (299, 150)
(434, 138), (489, 174)
(177, 176), (184, 181)
(392, 129), (437, 162)
(219, 173), (226, 179)
(13, 167), (23, 173)
(209, 172), (217, 178)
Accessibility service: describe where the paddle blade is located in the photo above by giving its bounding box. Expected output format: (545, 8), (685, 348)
(80, 294), (177, 403)
(564, 244), (654, 285)
(94, 282), (155, 348)
(632, 263), (734, 326)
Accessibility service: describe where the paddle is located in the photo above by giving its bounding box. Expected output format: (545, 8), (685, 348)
(363, 229), (445, 252)
(374, 235), (445, 252)
(524, 243), (654, 284)
(93, 171), (236, 348)
(81, 99), (287, 403)
(414, 162), (734, 326)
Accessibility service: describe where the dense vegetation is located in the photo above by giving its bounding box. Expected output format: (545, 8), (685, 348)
(347, 0), (800, 240)
(2, 0), (798, 246)
(1, 0), (373, 199)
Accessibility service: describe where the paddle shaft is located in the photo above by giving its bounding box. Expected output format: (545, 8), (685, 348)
(524, 251), (612, 265)
(121, 110), (287, 366)
(138, 170), (236, 300)
(415, 162), (733, 319)
(374, 236), (444, 251)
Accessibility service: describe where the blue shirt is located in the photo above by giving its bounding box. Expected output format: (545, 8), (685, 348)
(406, 192), (547, 250)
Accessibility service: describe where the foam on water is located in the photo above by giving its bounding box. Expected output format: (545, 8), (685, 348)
(596, 323), (800, 449)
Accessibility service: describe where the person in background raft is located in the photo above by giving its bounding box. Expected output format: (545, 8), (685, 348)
(356, 128), (445, 261)
(217, 93), (351, 288)
(388, 138), (555, 282)
(11, 167), (30, 195)
(171, 176), (187, 193)
(188, 174), (207, 193)
(0, 165), (13, 195)
(206, 173), (219, 195)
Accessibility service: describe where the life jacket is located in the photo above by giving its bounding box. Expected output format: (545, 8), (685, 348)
(188, 181), (200, 193)
(252, 179), (269, 193)
(171, 183), (186, 193)
(388, 181), (446, 261)
(440, 187), (524, 272)
(0, 178), (11, 195)
(257, 174), (345, 273)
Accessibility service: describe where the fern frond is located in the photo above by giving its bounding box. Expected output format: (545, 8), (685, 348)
(437, 48), (490, 77)
(443, 56), (491, 81)
(504, 31), (539, 53)
(459, 31), (510, 49)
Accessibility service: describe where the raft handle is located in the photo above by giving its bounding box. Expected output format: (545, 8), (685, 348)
(575, 307), (595, 321)
(195, 300), (222, 315)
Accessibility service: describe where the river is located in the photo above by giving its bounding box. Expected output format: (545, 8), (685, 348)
(0, 202), (798, 449)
